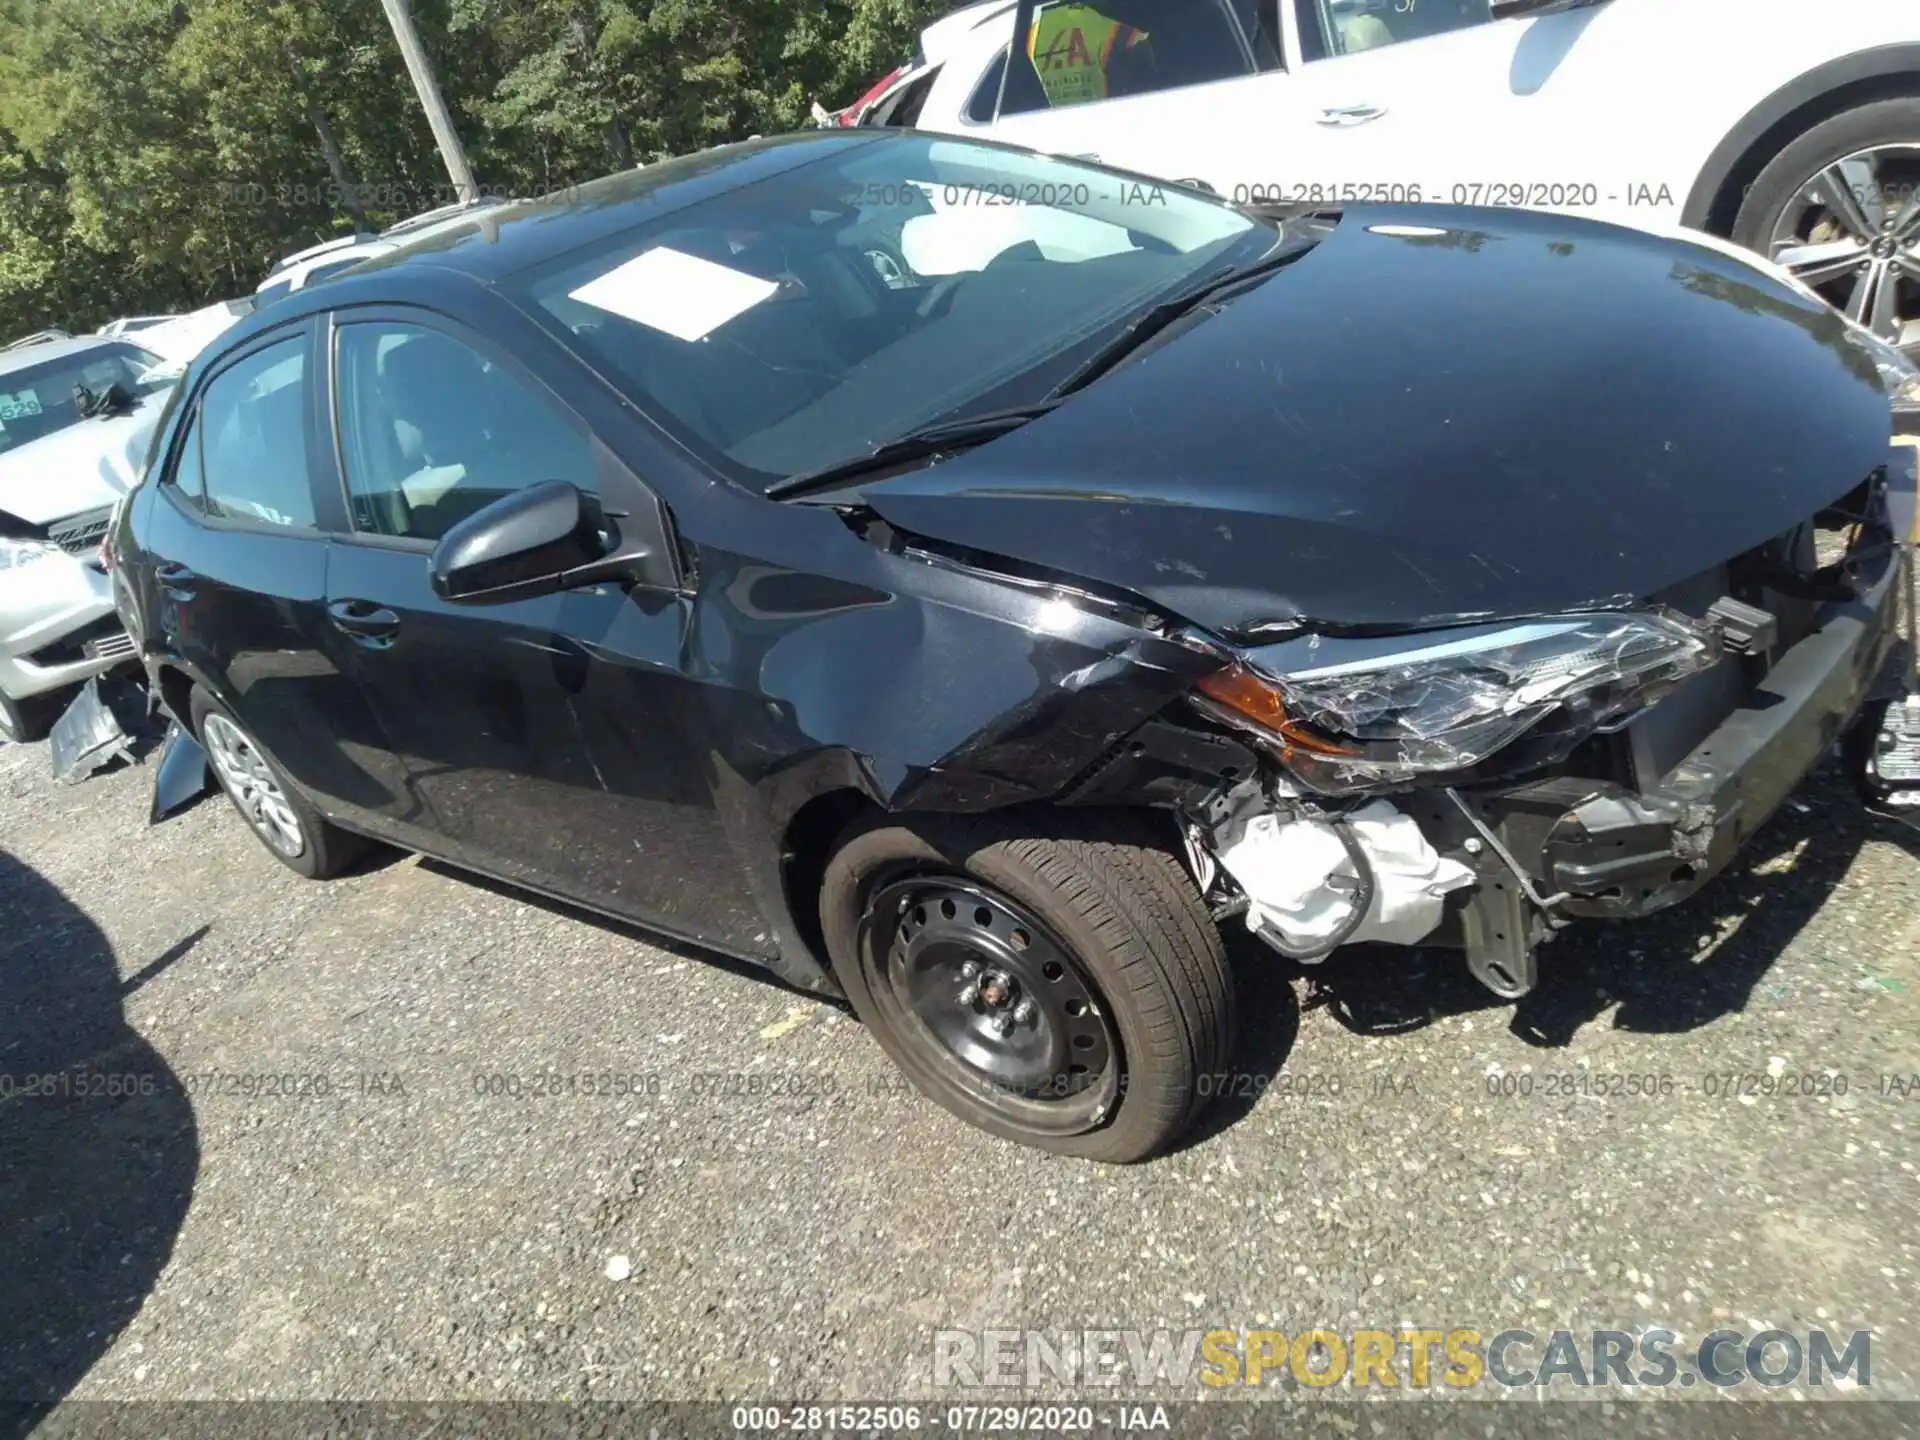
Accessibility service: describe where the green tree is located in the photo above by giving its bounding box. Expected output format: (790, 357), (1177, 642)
(0, 0), (952, 337)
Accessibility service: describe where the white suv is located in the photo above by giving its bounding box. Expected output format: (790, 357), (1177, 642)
(0, 336), (173, 741)
(840, 0), (1920, 352)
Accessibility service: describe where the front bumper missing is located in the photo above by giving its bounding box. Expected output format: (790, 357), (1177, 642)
(1402, 537), (1908, 998)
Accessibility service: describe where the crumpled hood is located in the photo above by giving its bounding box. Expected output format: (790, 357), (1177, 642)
(861, 206), (1896, 637)
(0, 393), (168, 526)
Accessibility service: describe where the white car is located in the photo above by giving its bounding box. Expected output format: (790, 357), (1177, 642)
(96, 315), (176, 337)
(255, 234), (388, 307)
(841, 0), (1920, 351)
(0, 335), (173, 741)
(254, 199), (516, 307)
(133, 298), (256, 367)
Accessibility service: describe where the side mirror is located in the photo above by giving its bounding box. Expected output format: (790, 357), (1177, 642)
(429, 480), (612, 605)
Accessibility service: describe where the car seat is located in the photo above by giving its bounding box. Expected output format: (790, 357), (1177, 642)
(1337, 11), (1394, 51)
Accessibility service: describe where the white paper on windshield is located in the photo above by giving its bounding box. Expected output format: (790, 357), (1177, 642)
(569, 247), (778, 342)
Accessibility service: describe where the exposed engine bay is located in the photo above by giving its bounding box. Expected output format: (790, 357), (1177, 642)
(1185, 785), (1474, 959)
(1160, 456), (1918, 1000)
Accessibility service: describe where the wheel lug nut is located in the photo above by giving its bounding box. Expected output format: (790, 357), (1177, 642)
(992, 1013), (1015, 1036)
(960, 960), (980, 980)
(1013, 998), (1035, 1023)
(958, 982), (980, 1005)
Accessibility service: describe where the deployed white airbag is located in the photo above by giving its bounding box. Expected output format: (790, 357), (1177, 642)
(1208, 795), (1475, 956)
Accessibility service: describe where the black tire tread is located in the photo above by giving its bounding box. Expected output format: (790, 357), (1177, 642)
(0, 688), (62, 745)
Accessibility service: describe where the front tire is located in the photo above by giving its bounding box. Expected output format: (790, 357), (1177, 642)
(1733, 99), (1920, 353)
(820, 811), (1234, 1162)
(0, 688), (61, 745)
(190, 686), (369, 880)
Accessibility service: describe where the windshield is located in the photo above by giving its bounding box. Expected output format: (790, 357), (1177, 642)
(0, 342), (169, 456)
(514, 134), (1268, 489)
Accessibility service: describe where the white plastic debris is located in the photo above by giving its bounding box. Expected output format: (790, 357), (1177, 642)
(1207, 792), (1474, 956)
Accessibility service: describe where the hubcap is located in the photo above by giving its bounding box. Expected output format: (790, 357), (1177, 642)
(866, 877), (1117, 1124)
(1768, 143), (1920, 356)
(202, 713), (305, 858)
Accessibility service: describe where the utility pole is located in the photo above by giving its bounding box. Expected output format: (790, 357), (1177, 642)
(377, 0), (478, 207)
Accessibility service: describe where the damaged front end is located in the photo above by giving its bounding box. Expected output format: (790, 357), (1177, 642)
(1165, 458), (1915, 998)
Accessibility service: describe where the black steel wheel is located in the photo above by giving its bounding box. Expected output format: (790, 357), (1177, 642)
(820, 811), (1234, 1162)
(866, 876), (1120, 1134)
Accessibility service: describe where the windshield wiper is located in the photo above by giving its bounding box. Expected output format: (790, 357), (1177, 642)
(1045, 237), (1317, 401)
(766, 236), (1318, 500)
(765, 399), (1066, 498)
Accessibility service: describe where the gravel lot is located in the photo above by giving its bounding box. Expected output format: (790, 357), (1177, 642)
(4, 715), (1920, 1425)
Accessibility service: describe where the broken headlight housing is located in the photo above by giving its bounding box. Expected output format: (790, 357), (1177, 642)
(1196, 611), (1718, 794)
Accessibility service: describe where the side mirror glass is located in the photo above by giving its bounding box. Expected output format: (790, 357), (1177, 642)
(429, 480), (611, 605)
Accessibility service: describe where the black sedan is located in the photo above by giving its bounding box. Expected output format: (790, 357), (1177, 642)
(113, 130), (1919, 1161)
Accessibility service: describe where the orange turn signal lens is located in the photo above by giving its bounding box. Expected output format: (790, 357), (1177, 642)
(1194, 665), (1360, 757)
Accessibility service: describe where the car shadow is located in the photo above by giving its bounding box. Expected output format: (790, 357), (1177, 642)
(0, 849), (199, 1431)
(1305, 762), (1920, 1049)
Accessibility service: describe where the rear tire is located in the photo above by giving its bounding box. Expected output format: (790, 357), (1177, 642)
(190, 686), (370, 880)
(820, 810), (1233, 1162)
(0, 688), (61, 745)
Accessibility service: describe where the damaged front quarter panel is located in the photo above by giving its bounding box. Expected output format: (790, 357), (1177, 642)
(729, 516), (1240, 814)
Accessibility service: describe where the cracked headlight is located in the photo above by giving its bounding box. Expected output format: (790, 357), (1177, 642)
(0, 536), (66, 573)
(1195, 611), (1719, 794)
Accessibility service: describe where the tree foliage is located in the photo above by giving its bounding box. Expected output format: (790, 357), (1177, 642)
(0, 0), (942, 333)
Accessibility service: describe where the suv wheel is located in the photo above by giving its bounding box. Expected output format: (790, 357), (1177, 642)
(1734, 99), (1920, 355)
(820, 811), (1234, 1162)
(190, 686), (369, 879)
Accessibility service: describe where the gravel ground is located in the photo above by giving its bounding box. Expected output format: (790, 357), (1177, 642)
(3, 720), (1920, 1426)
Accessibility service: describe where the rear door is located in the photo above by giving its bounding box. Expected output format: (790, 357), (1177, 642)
(312, 305), (753, 943)
(137, 322), (414, 829)
(1273, 0), (1654, 222)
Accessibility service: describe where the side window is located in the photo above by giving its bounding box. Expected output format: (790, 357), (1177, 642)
(1297, 0), (1494, 59)
(168, 415), (206, 504)
(199, 338), (316, 529)
(333, 322), (595, 544)
(988, 0), (1256, 119)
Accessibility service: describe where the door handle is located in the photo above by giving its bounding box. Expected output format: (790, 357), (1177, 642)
(1318, 103), (1388, 126)
(327, 598), (402, 647)
(155, 562), (198, 599)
